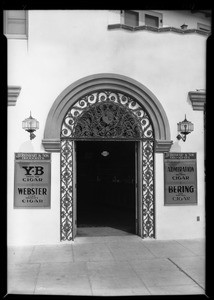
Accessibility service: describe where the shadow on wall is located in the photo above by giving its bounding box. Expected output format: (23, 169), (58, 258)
(170, 140), (181, 152)
(18, 141), (35, 152)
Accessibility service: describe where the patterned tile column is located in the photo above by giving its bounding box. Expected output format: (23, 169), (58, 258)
(60, 139), (74, 241)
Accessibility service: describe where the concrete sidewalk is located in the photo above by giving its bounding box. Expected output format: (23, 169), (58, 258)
(7, 227), (205, 296)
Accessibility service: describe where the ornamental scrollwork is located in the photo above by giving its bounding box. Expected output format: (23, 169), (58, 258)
(61, 91), (153, 139)
(142, 140), (155, 238)
(61, 139), (73, 241)
(74, 102), (142, 139)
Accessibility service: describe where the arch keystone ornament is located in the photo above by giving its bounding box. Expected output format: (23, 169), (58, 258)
(43, 74), (172, 241)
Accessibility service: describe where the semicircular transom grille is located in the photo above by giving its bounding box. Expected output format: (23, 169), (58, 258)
(61, 91), (154, 140)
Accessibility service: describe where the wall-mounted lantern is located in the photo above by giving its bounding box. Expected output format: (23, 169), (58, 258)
(22, 112), (39, 140)
(176, 115), (194, 142)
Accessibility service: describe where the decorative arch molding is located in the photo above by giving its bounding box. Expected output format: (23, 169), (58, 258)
(42, 74), (172, 152)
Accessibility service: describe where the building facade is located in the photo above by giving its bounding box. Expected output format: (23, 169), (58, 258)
(6, 10), (210, 245)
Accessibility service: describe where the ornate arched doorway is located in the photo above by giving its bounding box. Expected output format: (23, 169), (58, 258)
(60, 90), (155, 240)
(42, 74), (173, 241)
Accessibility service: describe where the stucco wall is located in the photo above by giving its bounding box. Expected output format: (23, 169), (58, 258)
(7, 10), (207, 245)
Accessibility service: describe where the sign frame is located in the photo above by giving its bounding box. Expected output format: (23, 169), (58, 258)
(14, 152), (51, 209)
(164, 152), (197, 206)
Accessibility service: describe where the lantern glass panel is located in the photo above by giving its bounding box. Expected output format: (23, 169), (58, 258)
(29, 119), (37, 129)
(189, 122), (194, 132)
(22, 120), (28, 130)
(181, 122), (188, 133)
(177, 122), (182, 132)
(22, 117), (39, 130)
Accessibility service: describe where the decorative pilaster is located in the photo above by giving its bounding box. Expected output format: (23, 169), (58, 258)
(142, 140), (155, 238)
(60, 139), (74, 241)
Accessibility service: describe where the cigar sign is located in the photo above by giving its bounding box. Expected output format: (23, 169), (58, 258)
(164, 152), (197, 205)
(14, 153), (51, 208)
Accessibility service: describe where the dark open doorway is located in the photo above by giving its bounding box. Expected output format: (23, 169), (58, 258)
(76, 141), (136, 234)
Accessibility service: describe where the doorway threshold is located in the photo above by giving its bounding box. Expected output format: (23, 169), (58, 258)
(77, 227), (133, 237)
